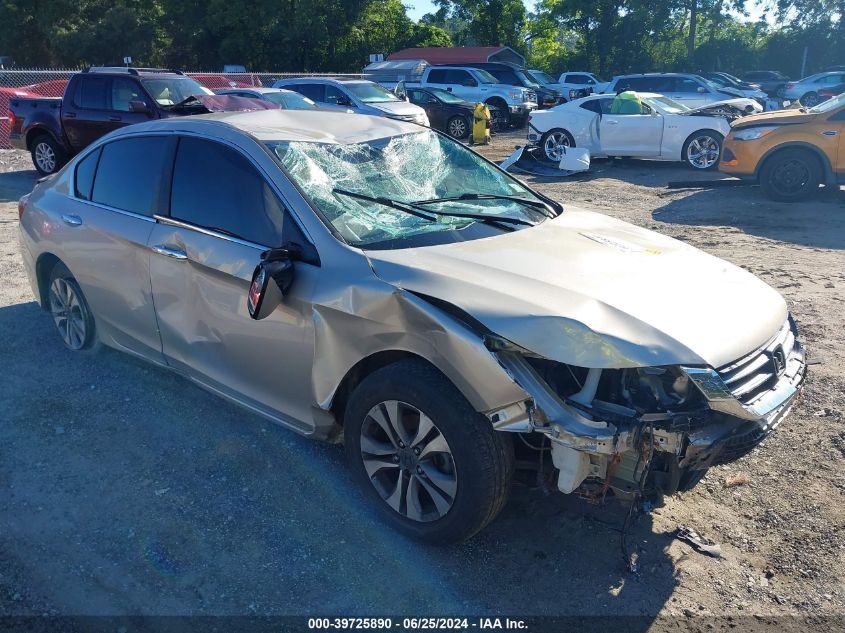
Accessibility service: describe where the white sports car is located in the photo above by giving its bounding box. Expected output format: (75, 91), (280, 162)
(527, 92), (740, 170)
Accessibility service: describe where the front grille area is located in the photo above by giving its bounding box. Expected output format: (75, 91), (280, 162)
(526, 90), (537, 103)
(716, 319), (798, 407)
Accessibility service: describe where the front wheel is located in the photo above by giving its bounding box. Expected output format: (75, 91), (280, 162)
(799, 92), (821, 107)
(683, 130), (723, 170)
(759, 149), (822, 202)
(344, 359), (514, 543)
(540, 128), (575, 163)
(446, 115), (469, 139)
(31, 134), (67, 176)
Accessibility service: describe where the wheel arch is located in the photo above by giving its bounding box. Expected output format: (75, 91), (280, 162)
(35, 252), (64, 309)
(754, 142), (834, 184)
(25, 125), (64, 151)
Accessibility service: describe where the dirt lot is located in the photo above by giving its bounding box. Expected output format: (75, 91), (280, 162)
(0, 138), (843, 627)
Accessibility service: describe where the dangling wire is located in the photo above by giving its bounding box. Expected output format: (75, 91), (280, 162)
(620, 421), (655, 573)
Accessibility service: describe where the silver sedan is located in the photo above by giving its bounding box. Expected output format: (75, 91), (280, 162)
(19, 110), (806, 543)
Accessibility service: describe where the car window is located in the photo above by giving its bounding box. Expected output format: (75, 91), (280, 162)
(74, 147), (101, 200)
(325, 85), (350, 105)
(73, 76), (108, 109)
(674, 77), (705, 92)
(568, 75), (588, 85)
(579, 99), (603, 114)
(91, 137), (170, 216)
(289, 83), (324, 102)
(446, 69), (475, 86)
(170, 137), (286, 246)
(426, 69), (449, 83)
(111, 78), (144, 112)
(490, 69), (519, 84)
(407, 90), (429, 105)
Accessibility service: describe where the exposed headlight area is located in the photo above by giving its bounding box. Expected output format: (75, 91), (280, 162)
(486, 317), (806, 501)
(732, 125), (780, 140)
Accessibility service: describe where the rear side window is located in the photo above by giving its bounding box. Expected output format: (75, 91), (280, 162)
(74, 77), (108, 109)
(91, 137), (170, 215)
(579, 99), (603, 114)
(170, 137), (286, 246)
(674, 77), (704, 92)
(568, 74), (588, 85)
(74, 148), (101, 200)
(426, 69), (449, 83)
(289, 83), (324, 102)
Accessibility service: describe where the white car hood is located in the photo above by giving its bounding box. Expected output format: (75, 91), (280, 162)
(370, 101), (426, 117)
(365, 209), (786, 369)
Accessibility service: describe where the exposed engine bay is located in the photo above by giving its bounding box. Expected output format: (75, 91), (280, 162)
(485, 317), (806, 502)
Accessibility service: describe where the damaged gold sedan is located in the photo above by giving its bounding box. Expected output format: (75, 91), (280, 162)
(19, 110), (806, 543)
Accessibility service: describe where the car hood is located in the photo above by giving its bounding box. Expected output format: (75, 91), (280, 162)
(365, 209), (786, 369)
(731, 108), (816, 129)
(369, 101), (426, 116)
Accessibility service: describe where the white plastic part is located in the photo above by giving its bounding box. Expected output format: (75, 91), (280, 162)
(551, 443), (591, 493)
(559, 147), (590, 172)
(570, 368), (601, 406)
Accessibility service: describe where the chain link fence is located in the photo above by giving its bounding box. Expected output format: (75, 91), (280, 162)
(1, 69), (365, 148)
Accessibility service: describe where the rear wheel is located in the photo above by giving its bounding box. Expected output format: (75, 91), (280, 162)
(446, 115), (469, 139)
(31, 134), (66, 176)
(682, 130), (723, 170)
(540, 128), (575, 162)
(759, 149), (822, 202)
(344, 359), (514, 543)
(47, 263), (97, 351)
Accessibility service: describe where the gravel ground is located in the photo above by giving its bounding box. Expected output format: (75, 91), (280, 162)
(0, 141), (843, 626)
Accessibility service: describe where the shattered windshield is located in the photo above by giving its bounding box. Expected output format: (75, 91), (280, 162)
(646, 96), (690, 114)
(266, 131), (549, 247)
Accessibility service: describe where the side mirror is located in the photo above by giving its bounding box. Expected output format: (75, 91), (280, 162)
(128, 100), (150, 114)
(697, 86), (707, 93)
(247, 248), (296, 320)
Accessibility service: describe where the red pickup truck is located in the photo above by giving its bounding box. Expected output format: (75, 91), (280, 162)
(8, 67), (262, 175)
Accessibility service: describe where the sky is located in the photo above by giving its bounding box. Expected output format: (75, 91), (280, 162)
(405, 0), (768, 23)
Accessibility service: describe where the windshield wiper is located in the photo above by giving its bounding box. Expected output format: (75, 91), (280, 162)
(333, 188), (525, 231)
(413, 193), (557, 218)
(333, 188), (437, 221)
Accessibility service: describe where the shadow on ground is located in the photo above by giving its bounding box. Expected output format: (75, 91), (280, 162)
(0, 300), (679, 619)
(653, 185), (845, 249)
(0, 169), (37, 203)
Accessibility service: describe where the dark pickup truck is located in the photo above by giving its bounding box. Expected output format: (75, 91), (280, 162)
(8, 67), (234, 174)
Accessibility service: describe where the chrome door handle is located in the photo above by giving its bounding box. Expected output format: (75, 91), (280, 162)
(61, 213), (82, 226)
(606, 120), (619, 125)
(150, 244), (188, 260)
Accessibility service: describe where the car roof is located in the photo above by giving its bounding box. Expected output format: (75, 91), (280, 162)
(276, 77), (369, 85)
(108, 109), (420, 144)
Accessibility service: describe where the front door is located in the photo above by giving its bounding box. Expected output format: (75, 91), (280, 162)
(600, 100), (663, 156)
(147, 136), (318, 430)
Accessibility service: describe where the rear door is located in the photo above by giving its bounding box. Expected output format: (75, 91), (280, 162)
(62, 75), (111, 151)
(147, 135), (318, 429)
(61, 135), (173, 360)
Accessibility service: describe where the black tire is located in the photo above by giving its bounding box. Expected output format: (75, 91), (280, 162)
(446, 115), (470, 140)
(30, 133), (67, 176)
(344, 359), (514, 543)
(799, 92), (821, 107)
(47, 262), (98, 351)
(682, 130), (723, 170)
(539, 128), (575, 163)
(759, 149), (822, 202)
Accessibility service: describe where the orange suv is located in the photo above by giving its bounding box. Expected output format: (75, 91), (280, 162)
(720, 93), (844, 201)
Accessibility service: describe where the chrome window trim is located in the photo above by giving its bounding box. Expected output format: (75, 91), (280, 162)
(153, 214), (267, 251)
(79, 200), (157, 223)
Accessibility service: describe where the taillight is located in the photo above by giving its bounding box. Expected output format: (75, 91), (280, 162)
(18, 194), (29, 220)
(7, 110), (14, 129)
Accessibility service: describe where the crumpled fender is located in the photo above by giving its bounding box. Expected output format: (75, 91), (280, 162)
(310, 278), (529, 415)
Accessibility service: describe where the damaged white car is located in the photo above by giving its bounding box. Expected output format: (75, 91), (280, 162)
(528, 92), (748, 169)
(19, 110), (806, 544)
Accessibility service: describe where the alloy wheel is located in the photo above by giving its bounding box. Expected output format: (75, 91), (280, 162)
(49, 278), (88, 350)
(543, 132), (571, 162)
(686, 135), (720, 169)
(800, 93), (820, 107)
(448, 117), (467, 138)
(34, 142), (56, 173)
(359, 400), (457, 523)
